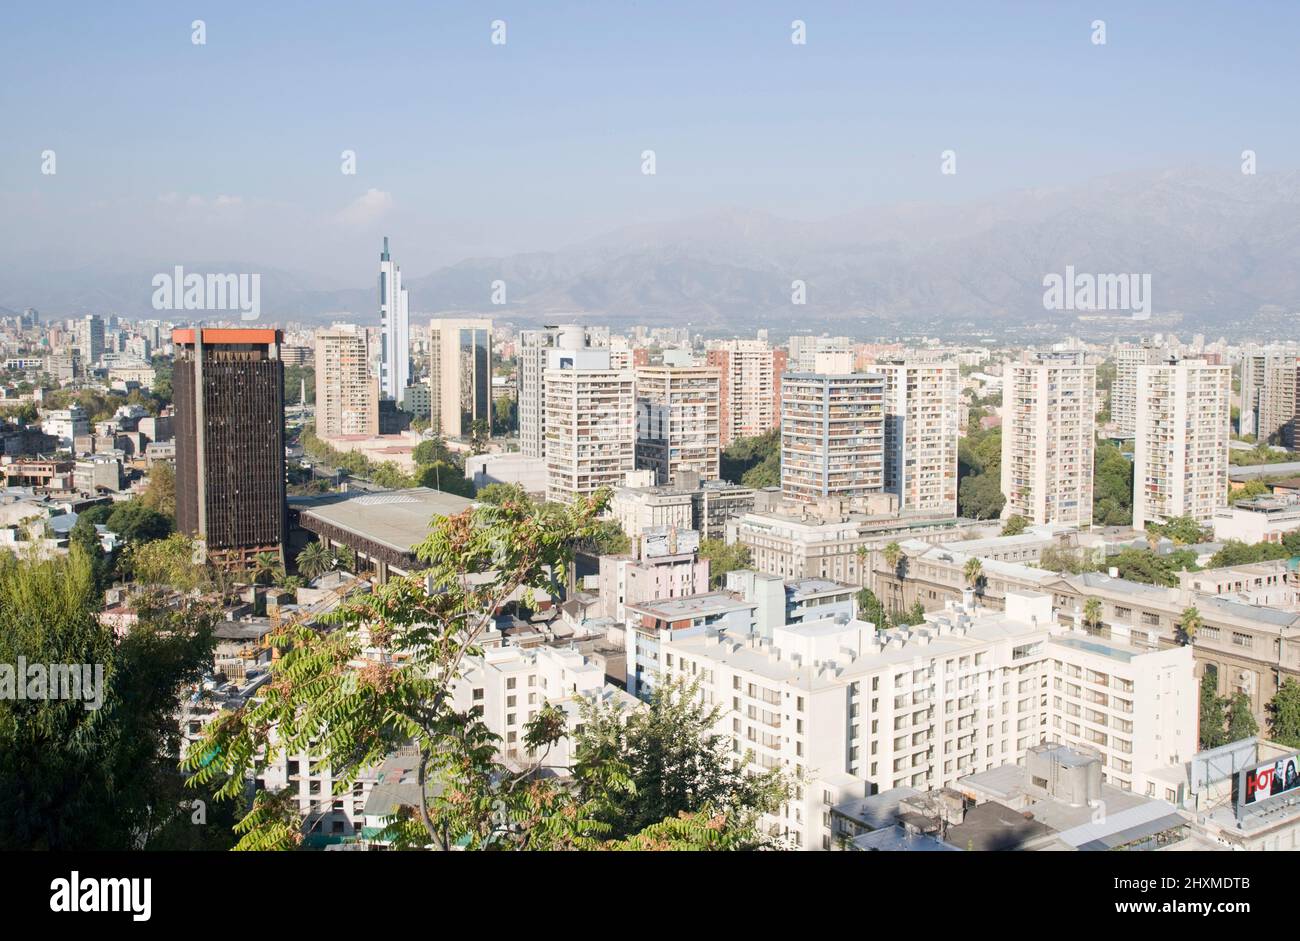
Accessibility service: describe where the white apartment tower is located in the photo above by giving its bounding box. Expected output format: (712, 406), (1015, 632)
(378, 236), (410, 400)
(518, 324), (610, 459)
(1000, 351), (1096, 527)
(77, 314), (106, 365)
(635, 364), (722, 485)
(544, 349), (636, 504)
(1112, 340), (1164, 437)
(780, 353), (885, 505)
(1133, 358), (1231, 531)
(877, 356), (960, 516)
(314, 324), (379, 437)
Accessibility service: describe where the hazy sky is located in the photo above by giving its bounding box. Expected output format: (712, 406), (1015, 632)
(2, 0), (1298, 285)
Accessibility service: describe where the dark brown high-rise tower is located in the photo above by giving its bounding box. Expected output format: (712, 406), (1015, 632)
(173, 328), (286, 568)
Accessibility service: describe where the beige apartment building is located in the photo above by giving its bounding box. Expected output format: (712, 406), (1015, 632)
(1133, 358), (1231, 531)
(877, 356), (959, 517)
(1000, 350), (1096, 527)
(706, 339), (787, 446)
(428, 317), (493, 439)
(314, 324), (379, 438)
(635, 364), (721, 485)
(544, 349), (636, 504)
(1258, 356), (1300, 448)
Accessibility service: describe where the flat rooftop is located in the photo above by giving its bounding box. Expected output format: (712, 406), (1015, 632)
(1050, 634), (1142, 664)
(626, 591), (754, 620)
(297, 488), (476, 554)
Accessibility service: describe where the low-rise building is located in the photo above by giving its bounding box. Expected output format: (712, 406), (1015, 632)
(451, 644), (640, 771)
(1047, 570), (1300, 730)
(597, 528), (710, 623)
(1213, 494), (1300, 544)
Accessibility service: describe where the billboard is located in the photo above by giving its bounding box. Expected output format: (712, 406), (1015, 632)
(1239, 753), (1300, 808)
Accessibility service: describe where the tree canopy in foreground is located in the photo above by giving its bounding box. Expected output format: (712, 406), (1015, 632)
(184, 492), (786, 850)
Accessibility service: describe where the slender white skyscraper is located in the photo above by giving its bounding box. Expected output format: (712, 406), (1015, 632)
(378, 236), (410, 400)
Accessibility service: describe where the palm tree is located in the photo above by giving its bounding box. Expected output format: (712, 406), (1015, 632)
(296, 541), (331, 581)
(332, 546), (357, 573)
(1177, 606), (1203, 646)
(1083, 597), (1103, 633)
(276, 573), (304, 592)
(883, 541), (902, 573)
(251, 551), (281, 586)
(963, 556), (983, 593)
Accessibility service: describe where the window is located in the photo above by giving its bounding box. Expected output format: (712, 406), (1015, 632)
(472, 688), (483, 701)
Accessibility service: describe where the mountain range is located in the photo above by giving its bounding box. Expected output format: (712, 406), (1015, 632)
(6, 167), (1299, 337)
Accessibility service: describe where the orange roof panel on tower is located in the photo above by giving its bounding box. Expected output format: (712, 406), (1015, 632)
(172, 328), (281, 345)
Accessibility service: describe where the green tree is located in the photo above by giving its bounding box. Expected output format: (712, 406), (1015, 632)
(251, 551), (282, 586)
(1147, 515), (1210, 547)
(1083, 597), (1103, 632)
(151, 357), (173, 403)
(1208, 539), (1293, 568)
(572, 518), (632, 557)
(371, 461), (416, 491)
(475, 482), (531, 506)
(1001, 514), (1028, 536)
(1176, 606), (1203, 646)
(1108, 547), (1197, 587)
(698, 538), (751, 587)
(332, 546), (357, 573)
(958, 472), (1005, 520)
(1227, 693), (1259, 742)
(1198, 672), (1228, 751)
(415, 461), (475, 497)
(412, 436), (458, 468)
(892, 600), (927, 627)
(492, 395), (517, 436)
(957, 426), (1003, 519)
(106, 500), (174, 544)
(1227, 480), (1270, 505)
(139, 462), (176, 519)
(469, 418), (490, 455)
(1039, 546), (1100, 574)
(1268, 679), (1300, 749)
(184, 494), (766, 850)
(963, 556), (983, 591)
(0, 550), (216, 849)
(126, 533), (211, 593)
(720, 429), (780, 487)
(572, 677), (788, 844)
(1093, 440), (1134, 526)
(295, 541), (332, 581)
(856, 586), (890, 631)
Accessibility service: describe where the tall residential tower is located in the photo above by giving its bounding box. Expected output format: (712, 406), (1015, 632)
(378, 237), (410, 400)
(1133, 358), (1232, 531)
(1000, 350), (1096, 527)
(315, 324), (379, 438)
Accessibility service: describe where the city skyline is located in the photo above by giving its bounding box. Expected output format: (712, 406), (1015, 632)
(6, 0), (1300, 893)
